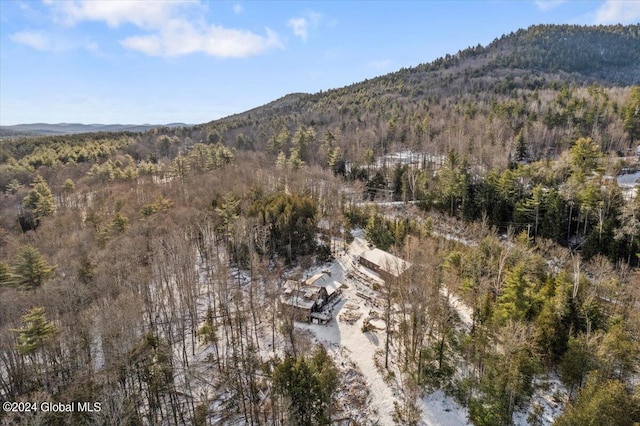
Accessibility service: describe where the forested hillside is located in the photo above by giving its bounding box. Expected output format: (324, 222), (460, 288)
(190, 24), (640, 168)
(0, 24), (639, 425)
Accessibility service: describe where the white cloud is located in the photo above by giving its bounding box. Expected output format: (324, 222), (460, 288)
(50, 0), (193, 28)
(233, 3), (243, 14)
(121, 25), (281, 58)
(10, 30), (102, 54)
(288, 11), (323, 42)
(9, 31), (73, 52)
(33, 0), (281, 58)
(288, 17), (309, 41)
(10, 31), (51, 51)
(534, 0), (566, 12)
(120, 34), (163, 56)
(594, 0), (640, 24)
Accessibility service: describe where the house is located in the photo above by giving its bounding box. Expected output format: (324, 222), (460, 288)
(358, 248), (411, 282)
(280, 273), (343, 323)
(281, 280), (321, 322)
(305, 272), (341, 303)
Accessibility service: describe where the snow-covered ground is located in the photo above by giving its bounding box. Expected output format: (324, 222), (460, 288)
(513, 374), (567, 426)
(296, 236), (470, 425)
(617, 170), (640, 186)
(420, 390), (469, 426)
(184, 225), (564, 425)
(617, 170), (640, 200)
(442, 286), (474, 331)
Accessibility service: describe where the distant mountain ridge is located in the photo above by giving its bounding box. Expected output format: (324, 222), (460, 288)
(0, 122), (189, 137)
(437, 24), (640, 84)
(189, 23), (638, 164)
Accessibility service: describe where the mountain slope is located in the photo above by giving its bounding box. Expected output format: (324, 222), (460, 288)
(192, 24), (638, 168)
(483, 24), (640, 82)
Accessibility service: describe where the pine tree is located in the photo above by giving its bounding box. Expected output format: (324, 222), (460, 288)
(275, 150), (287, 169)
(597, 319), (639, 381)
(439, 149), (469, 216)
(540, 189), (566, 242)
(287, 147), (305, 170)
(365, 213), (394, 250)
(569, 137), (602, 179)
(170, 155), (190, 180)
(559, 334), (597, 394)
(555, 375), (639, 426)
(272, 346), (338, 425)
(515, 128), (528, 162)
(23, 175), (55, 223)
(14, 307), (58, 356)
(514, 184), (546, 237)
(623, 86), (640, 144)
(494, 264), (537, 324)
(11, 245), (55, 290)
(0, 261), (12, 286)
(614, 198), (640, 264)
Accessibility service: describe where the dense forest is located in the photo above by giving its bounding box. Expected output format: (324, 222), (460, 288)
(0, 24), (639, 425)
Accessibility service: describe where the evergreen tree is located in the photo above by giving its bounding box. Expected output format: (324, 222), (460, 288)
(170, 155), (190, 180)
(439, 149), (469, 216)
(515, 128), (528, 162)
(559, 334), (597, 394)
(597, 318), (639, 381)
(614, 197), (640, 264)
(309, 346), (339, 422)
(623, 85), (640, 144)
(365, 213), (394, 250)
(275, 150), (287, 169)
(14, 307), (58, 356)
(272, 346), (338, 425)
(23, 175), (55, 223)
(326, 146), (341, 173)
(568, 137), (602, 179)
(534, 299), (568, 364)
(514, 184), (546, 237)
(0, 261), (12, 286)
(540, 189), (567, 242)
(11, 245), (55, 290)
(469, 323), (540, 426)
(61, 178), (75, 208)
(6, 179), (23, 194)
(249, 192), (317, 262)
(554, 375), (639, 426)
(494, 264), (538, 324)
(292, 126), (316, 163)
(287, 147), (305, 170)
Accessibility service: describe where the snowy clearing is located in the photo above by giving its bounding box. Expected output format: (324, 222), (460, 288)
(295, 236), (471, 425)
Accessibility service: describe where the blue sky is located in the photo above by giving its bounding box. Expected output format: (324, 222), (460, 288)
(1, 0), (639, 125)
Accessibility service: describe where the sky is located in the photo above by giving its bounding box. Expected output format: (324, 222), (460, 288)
(1, 0), (639, 126)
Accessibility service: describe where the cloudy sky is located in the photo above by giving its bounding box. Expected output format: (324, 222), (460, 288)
(1, 0), (639, 125)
